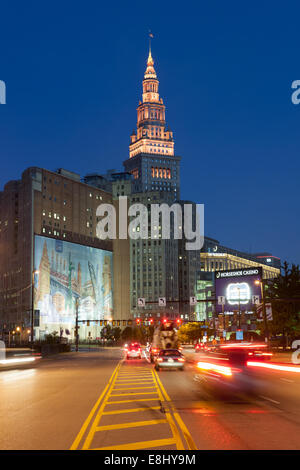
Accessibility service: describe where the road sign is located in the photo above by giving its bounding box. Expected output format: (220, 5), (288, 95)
(265, 303), (273, 321)
(137, 298), (146, 307)
(252, 295), (260, 305)
(190, 296), (197, 306)
(218, 296), (225, 305)
(236, 329), (243, 340)
(158, 297), (166, 307)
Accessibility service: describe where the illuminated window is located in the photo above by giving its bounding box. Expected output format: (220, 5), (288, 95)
(131, 169), (139, 179)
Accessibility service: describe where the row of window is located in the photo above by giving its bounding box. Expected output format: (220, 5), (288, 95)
(151, 167), (171, 179)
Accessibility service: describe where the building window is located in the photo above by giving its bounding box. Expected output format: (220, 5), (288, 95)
(131, 169), (139, 179)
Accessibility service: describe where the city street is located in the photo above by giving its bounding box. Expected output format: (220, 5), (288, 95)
(1, 348), (300, 450)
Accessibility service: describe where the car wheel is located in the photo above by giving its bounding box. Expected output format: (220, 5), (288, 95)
(150, 357), (154, 363)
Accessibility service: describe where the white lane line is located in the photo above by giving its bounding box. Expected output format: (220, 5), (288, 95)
(280, 378), (294, 383)
(259, 395), (280, 405)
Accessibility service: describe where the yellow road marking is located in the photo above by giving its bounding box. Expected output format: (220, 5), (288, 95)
(95, 419), (167, 431)
(154, 369), (197, 450)
(116, 377), (153, 380)
(115, 379), (154, 382)
(118, 372), (152, 375)
(81, 363), (121, 450)
(150, 369), (184, 450)
(102, 406), (161, 415)
(107, 397), (159, 404)
(93, 437), (176, 450)
(72, 362), (196, 451)
(110, 391), (158, 397)
(70, 361), (121, 450)
(112, 386), (156, 390)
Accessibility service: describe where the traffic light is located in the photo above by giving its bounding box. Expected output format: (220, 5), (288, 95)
(136, 318), (141, 326)
(176, 318), (182, 326)
(149, 318), (154, 325)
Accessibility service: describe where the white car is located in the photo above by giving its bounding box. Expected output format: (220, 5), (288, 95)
(126, 342), (142, 359)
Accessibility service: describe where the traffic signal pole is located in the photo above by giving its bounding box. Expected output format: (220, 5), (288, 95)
(75, 298), (79, 352)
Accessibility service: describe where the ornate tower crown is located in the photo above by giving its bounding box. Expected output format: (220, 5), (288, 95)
(129, 43), (174, 158)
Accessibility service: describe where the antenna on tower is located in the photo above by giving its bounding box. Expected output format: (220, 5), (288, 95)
(148, 30), (154, 53)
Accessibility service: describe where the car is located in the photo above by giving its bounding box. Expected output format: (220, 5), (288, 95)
(126, 342), (142, 360)
(194, 343), (205, 352)
(154, 349), (185, 371)
(194, 342), (271, 396)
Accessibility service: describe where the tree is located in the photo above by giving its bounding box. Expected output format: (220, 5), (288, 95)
(177, 322), (211, 343)
(259, 262), (300, 346)
(111, 327), (121, 342)
(121, 327), (133, 342)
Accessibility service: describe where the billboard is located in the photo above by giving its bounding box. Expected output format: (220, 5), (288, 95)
(34, 236), (113, 333)
(215, 267), (262, 314)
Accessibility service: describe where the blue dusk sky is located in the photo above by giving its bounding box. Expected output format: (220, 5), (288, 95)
(0, 1), (299, 264)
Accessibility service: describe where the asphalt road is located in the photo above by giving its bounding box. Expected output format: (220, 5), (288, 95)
(1, 347), (300, 450)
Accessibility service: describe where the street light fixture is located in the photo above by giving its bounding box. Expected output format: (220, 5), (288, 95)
(237, 286), (241, 329)
(255, 279), (269, 343)
(31, 269), (39, 347)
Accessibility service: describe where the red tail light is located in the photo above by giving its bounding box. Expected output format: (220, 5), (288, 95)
(178, 358), (185, 362)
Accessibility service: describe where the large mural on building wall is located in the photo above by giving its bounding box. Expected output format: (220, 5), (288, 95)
(34, 235), (113, 333)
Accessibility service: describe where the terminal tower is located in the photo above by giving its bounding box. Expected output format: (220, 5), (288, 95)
(123, 45), (181, 199)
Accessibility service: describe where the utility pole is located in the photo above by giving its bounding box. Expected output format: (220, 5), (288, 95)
(75, 298), (79, 352)
(261, 280), (269, 343)
(237, 286), (241, 329)
(255, 279), (269, 343)
(31, 270), (39, 347)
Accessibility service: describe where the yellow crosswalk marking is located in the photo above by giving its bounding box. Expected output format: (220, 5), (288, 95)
(71, 360), (196, 451)
(70, 361), (121, 450)
(110, 391), (158, 397)
(153, 369), (197, 450)
(95, 419), (167, 431)
(93, 437), (176, 450)
(112, 386), (157, 391)
(102, 406), (161, 415)
(107, 397), (159, 404)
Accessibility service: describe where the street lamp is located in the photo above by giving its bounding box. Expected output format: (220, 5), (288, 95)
(237, 286), (241, 329)
(255, 279), (269, 343)
(31, 269), (39, 347)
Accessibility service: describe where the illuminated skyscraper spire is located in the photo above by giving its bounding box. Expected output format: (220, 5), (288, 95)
(129, 36), (174, 158)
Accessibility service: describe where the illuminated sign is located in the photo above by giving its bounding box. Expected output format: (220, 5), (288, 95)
(226, 282), (250, 305)
(215, 268), (262, 314)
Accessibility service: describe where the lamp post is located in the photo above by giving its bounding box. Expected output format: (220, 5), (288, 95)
(75, 298), (79, 352)
(255, 279), (269, 343)
(31, 269), (39, 347)
(237, 286), (241, 329)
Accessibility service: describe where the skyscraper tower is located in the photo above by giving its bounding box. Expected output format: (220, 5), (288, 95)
(123, 43), (181, 199)
(123, 41), (181, 319)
